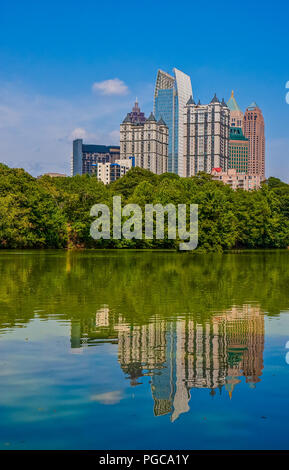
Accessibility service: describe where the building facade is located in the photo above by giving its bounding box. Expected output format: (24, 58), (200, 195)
(243, 102), (265, 180)
(91, 157), (135, 185)
(120, 101), (169, 175)
(211, 168), (261, 190)
(154, 68), (192, 176)
(227, 90), (243, 128)
(72, 139), (120, 176)
(229, 127), (249, 173)
(183, 94), (230, 177)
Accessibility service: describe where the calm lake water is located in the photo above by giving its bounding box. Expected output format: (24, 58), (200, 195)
(0, 250), (289, 450)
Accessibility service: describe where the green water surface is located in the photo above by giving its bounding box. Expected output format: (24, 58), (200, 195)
(0, 250), (288, 449)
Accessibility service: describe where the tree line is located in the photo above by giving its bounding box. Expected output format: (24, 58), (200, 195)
(0, 163), (288, 251)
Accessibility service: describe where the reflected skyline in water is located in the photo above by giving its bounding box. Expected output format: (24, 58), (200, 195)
(0, 250), (288, 449)
(71, 304), (265, 422)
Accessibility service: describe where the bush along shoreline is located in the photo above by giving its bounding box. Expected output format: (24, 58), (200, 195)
(0, 163), (289, 252)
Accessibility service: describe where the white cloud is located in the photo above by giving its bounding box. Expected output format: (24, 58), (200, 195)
(0, 80), (157, 177)
(70, 127), (87, 140)
(90, 390), (123, 405)
(92, 78), (129, 96)
(0, 82), (133, 176)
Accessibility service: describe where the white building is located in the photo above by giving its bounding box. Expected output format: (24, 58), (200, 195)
(184, 94), (230, 177)
(92, 158), (134, 185)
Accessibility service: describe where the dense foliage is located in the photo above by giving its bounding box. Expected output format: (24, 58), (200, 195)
(0, 163), (289, 251)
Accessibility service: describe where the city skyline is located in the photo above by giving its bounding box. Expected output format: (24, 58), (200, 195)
(71, 304), (265, 422)
(0, 1), (289, 181)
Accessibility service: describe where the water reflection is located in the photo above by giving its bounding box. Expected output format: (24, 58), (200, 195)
(1, 251), (289, 449)
(71, 304), (264, 421)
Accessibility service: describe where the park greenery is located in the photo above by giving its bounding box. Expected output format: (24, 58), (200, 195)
(0, 163), (289, 252)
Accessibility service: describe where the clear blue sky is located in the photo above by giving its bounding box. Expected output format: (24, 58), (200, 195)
(0, 0), (289, 179)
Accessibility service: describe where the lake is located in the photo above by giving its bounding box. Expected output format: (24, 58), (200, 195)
(0, 250), (289, 450)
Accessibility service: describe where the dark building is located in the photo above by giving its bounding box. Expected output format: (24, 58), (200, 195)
(72, 139), (120, 176)
(125, 98), (146, 124)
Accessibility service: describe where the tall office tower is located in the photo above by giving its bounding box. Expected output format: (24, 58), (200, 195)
(243, 102), (265, 180)
(184, 94), (230, 177)
(72, 139), (120, 176)
(154, 68), (192, 176)
(120, 101), (168, 175)
(227, 90), (243, 128)
(229, 127), (249, 173)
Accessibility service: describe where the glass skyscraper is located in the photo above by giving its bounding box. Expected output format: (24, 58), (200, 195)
(154, 68), (192, 176)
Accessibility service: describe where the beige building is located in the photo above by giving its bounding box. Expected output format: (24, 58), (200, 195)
(211, 168), (261, 190)
(120, 101), (168, 175)
(243, 102), (265, 180)
(183, 94), (230, 177)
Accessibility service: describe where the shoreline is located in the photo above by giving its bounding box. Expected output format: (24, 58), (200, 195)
(0, 247), (288, 254)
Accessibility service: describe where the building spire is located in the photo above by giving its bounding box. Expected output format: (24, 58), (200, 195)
(126, 100), (146, 124)
(227, 91), (241, 112)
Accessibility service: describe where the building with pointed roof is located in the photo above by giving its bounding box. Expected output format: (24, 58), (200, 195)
(210, 93), (220, 103)
(227, 90), (244, 128)
(120, 101), (168, 174)
(183, 95), (230, 176)
(186, 95), (195, 106)
(125, 98), (146, 124)
(146, 112), (157, 122)
(243, 102), (265, 180)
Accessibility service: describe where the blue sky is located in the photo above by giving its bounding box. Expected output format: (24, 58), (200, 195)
(0, 0), (289, 179)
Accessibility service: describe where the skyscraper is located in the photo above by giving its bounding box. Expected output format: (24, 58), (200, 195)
(229, 127), (249, 174)
(154, 68), (192, 176)
(120, 101), (168, 175)
(184, 95), (230, 176)
(243, 102), (265, 180)
(227, 90), (243, 128)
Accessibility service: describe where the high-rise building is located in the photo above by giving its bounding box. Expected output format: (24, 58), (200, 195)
(227, 90), (243, 128)
(229, 127), (249, 173)
(243, 102), (265, 180)
(154, 68), (192, 176)
(120, 101), (168, 175)
(183, 94), (230, 177)
(72, 139), (120, 176)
